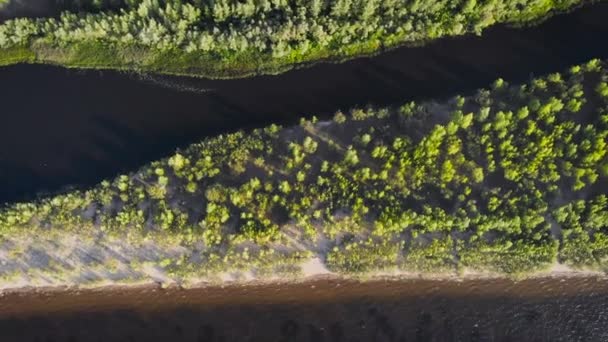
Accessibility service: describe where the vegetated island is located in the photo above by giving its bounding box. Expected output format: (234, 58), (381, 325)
(0, 0), (597, 78)
(0, 58), (607, 290)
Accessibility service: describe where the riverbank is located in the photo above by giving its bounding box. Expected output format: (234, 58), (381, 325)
(0, 0), (600, 79)
(0, 223), (605, 292)
(0, 255), (605, 293)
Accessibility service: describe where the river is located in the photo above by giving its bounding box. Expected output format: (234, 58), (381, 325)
(1, 3), (608, 203)
(0, 277), (607, 341)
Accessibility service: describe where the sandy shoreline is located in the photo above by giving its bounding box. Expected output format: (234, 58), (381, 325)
(0, 258), (605, 296)
(1, 226), (605, 296)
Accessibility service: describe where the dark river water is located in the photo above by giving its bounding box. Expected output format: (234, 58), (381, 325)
(1, 277), (608, 342)
(1, 3), (608, 203)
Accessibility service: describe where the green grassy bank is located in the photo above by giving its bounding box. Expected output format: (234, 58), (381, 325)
(0, 59), (607, 283)
(0, 0), (595, 78)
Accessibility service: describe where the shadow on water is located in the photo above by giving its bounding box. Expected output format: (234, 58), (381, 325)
(1, 3), (608, 203)
(0, 0), (63, 22)
(1, 278), (608, 341)
(0, 0), (127, 22)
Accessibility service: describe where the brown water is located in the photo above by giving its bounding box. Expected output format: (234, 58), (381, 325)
(1, 277), (607, 341)
(1, 3), (608, 204)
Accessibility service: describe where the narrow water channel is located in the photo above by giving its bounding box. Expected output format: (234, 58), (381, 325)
(1, 3), (607, 203)
(1, 277), (607, 341)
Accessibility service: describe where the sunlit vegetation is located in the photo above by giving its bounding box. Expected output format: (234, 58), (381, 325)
(0, 0), (592, 77)
(554, 196), (608, 267)
(1, 59), (607, 281)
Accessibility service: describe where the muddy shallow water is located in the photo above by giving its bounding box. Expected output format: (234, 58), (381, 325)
(0, 277), (607, 341)
(1, 3), (608, 204)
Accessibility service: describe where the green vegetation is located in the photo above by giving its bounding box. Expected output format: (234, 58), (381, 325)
(1, 58), (608, 281)
(554, 196), (608, 267)
(0, 0), (593, 77)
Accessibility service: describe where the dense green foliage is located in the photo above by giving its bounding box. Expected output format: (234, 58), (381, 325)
(1, 59), (607, 279)
(0, 0), (591, 76)
(554, 196), (608, 267)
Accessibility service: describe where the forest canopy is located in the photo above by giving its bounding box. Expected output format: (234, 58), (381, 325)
(0, 0), (593, 77)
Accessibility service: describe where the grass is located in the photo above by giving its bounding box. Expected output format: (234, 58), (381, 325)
(0, 46), (36, 66)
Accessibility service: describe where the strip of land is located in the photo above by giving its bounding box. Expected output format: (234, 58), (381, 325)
(0, 0), (599, 77)
(0, 58), (607, 290)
